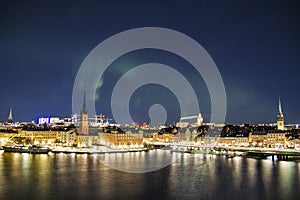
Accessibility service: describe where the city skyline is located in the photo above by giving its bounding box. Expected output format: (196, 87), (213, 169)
(0, 1), (299, 124)
(0, 97), (292, 127)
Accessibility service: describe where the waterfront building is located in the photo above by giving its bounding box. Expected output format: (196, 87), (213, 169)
(286, 138), (300, 149)
(59, 130), (77, 146)
(20, 130), (60, 145)
(99, 132), (143, 149)
(286, 128), (300, 148)
(249, 131), (268, 147)
(248, 129), (287, 148)
(217, 137), (249, 147)
(121, 125), (159, 139)
(0, 122), (78, 147)
(79, 93), (89, 135)
(0, 130), (17, 147)
(77, 135), (99, 147)
(152, 133), (174, 143)
(277, 97), (285, 130)
(266, 130), (286, 148)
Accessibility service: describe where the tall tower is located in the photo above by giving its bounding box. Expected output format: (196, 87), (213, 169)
(197, 113), (203, 125)
(8, 107), (13, 123)
(277, 97), (284, 130)
(80, 93), (89, 135)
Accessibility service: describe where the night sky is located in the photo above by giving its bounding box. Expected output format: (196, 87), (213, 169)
(0, 0), (299, 125)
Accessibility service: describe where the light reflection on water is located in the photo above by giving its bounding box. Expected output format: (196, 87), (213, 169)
(0, 150), (299, 200)
(95, 149), (181, 173)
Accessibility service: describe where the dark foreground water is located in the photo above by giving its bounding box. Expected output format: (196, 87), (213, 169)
(0, 150), (299, 200)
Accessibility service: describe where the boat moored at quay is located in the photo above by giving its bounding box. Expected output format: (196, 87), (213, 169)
(2, 145), (51, 154)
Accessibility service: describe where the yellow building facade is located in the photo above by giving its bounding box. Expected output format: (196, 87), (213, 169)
(99, 133), (143, 149)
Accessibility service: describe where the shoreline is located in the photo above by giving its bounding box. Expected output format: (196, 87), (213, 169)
(1, 145), (300, 162)
(0, 146), (150, 155)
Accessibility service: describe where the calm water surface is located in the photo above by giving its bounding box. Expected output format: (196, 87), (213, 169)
(0, 150), (299, 200)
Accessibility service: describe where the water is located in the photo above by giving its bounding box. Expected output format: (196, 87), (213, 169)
(0, 150), (299, 200)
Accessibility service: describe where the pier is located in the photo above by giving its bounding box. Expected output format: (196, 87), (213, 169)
(214, 146), (300, 161)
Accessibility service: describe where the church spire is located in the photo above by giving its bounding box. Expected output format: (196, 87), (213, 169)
(277, 97), (284, 130)
(80, 92), (89, 135)
(81, 92), (87, 114)
(8, 107), (13, 123)
(278, 97), (284, 119)
(278, 97), (283, 114)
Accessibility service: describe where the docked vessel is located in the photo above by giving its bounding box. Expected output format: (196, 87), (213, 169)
(3, 145), (50, 154)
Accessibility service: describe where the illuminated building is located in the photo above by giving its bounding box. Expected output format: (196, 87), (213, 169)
(79, 93), (89, 135)
(277, 97), (285, 130)
(176, 113), (203, 128)
(286, 138), (300, 149)
(99, 132), (143, 149)
(244, 130), (287, 147)
(217, 137), (249, 147)
(184, 128), (198, 142)
(0, 131), (16, 147)
(77, 135), (99, 147)
(20, 130), (61, 145)
(266, 130), (286, 148)
(38, 117), (60, 125)
(60, 130), (77, 146)
(249, 132), (268, 147)
(152, 133), (174, 143)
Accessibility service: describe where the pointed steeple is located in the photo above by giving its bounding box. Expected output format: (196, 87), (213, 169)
(81, 92), (87, 114)
(8, 107), (13, 123)
(80, 92), (89, 135)
(277, 97), (284, 120)
(277, 97), (284, 130)
(278, 97), (282, 114)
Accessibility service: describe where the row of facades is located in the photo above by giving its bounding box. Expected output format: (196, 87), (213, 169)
(1, 128), (299, 149)
(0, 128), (144, 149)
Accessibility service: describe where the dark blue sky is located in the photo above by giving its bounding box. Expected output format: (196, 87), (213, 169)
(0, 0), (299, 124)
